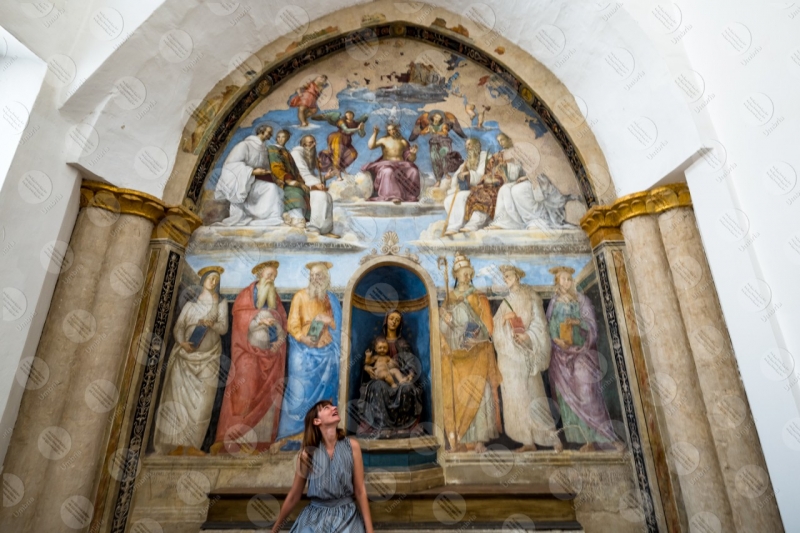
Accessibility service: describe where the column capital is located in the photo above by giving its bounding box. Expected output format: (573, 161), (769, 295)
(80, 180), (202, 247)
(580, 183), (692, 247)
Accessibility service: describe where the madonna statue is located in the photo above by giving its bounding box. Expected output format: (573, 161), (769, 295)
(357, 310), (424, 438)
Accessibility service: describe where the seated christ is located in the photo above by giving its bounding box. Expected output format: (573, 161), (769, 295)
(361, 123), (421, 204)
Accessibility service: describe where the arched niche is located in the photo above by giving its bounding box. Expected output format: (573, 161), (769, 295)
(340, 255), (444, 460)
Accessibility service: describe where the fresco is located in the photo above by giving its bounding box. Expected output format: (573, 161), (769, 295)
(150, 38), (626, 457)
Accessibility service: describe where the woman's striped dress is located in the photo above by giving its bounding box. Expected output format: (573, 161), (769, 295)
(290, 437), (366, 532)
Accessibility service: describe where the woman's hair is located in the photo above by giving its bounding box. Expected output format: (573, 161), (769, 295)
(301, 400), (345, 469)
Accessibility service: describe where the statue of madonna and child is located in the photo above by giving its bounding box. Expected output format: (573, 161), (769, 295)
(357, 310), (425, 438)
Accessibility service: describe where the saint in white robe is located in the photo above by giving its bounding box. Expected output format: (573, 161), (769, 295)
(443, 150), (487, 233)
(155, 293), (229, 453)
(490, 173), (578, 230)
(214, 135), (285, 226)
(291, 145), (334, 234)
(493, 285), (560, 447)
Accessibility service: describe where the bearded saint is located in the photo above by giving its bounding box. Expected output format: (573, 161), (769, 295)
(212, 261), (287, 454)
(462, 133), (521, 232)
(271, 262), (342, 452)
(362, 123), (421, 204)
(290, 135), (337, 237)
(443, 138), (487, 234)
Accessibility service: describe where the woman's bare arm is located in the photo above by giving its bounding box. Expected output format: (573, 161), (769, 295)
(270, 451), (309, 533)
(351, 439), (374, 533)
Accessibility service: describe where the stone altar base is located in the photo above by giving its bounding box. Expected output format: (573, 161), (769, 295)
(202, 484), (580, 531)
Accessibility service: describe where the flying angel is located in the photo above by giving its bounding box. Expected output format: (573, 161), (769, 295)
(409, 111), (467, 184)
(311, 110), (369, 177)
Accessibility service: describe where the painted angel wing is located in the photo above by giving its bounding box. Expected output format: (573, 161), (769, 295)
(444, 112), (467, 138)
(310, 110), (341, 125)
(409, 112), (430, 141)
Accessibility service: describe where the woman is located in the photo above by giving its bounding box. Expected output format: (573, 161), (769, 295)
(271, 400), (374, 533)
(154, 266), (228, 455)
(358, 311), (423, 437)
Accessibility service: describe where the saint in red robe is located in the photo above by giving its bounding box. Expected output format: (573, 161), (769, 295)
(214, 282), (287, 451)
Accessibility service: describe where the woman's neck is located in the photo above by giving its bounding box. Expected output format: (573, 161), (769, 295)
(386, 329), (398, 340)
(320, 425), (338, 448)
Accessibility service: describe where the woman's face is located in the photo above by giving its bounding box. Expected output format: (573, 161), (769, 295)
(314, 403), (340, 426)
(203, 273), (219, 292)
(387, 312), (402, 331)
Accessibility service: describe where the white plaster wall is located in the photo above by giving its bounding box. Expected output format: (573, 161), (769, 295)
(2, 0), (799, 529)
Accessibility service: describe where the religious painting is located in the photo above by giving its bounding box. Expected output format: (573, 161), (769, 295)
(148, 37), (626, 459)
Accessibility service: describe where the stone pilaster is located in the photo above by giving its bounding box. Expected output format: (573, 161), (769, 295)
(658, 207), (784, 533)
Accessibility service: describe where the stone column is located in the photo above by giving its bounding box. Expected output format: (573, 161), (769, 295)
(658, 206), (784, 532)
(29, 213), (155, 532)
(0, 205), (114, 532)
(621, 213), (735, 532)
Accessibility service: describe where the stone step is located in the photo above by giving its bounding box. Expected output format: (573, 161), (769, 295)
(202, 483), (580, 531)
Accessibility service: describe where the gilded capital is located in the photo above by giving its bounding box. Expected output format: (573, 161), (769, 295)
(81, 181), (165, 224)
(581, 183), (692, 247)
(80, 180), (201, 246)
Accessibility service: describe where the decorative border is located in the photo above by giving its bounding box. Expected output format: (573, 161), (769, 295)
(110, 251), (181, 533)
(594, 249), (658, 532)
(91, 249), (160, 533)
(185, 22), (596, 207)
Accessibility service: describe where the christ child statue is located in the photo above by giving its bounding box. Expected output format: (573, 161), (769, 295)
(365, 337), (412, 388)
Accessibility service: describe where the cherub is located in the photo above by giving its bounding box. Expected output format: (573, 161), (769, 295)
(364, 336), (411, 388)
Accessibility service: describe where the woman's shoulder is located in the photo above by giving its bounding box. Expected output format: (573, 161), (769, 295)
(345, 436), (360, 452)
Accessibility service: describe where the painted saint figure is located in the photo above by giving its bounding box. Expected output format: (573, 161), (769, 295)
(443, 138), (487, 234)
(439, 253), (502, 453)
(268, 129), (310, 228)
(409, 111), (466, 185)
(461, 133), (521, 232)
(490, 172), (581, 230)
(155, 266), (228, 456)
(290, 134), (339, 237)
(546, 266), (625, 452)
(289, 74), (328, 127)
(271, 262), (342, 452)
(214, 125), (285, 226)
(362, 123), (421, 204)
(313, 110), (368, 176)
(493, 265), (563, 452)
(212, 261), (288, 454)
(358, 311), (423, 438)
